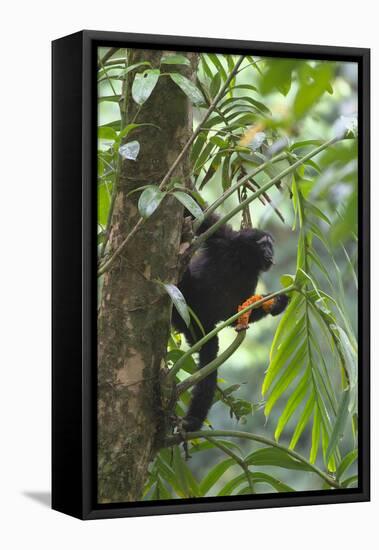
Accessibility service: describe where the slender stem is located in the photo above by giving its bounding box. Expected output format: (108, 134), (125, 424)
(176, 331), (246, 394)
(98, 57), (117, 96)
(190, 137), (339, 253)
(245, 179), (286, 224)
(131, 105), (142, 125)
(194, 152), (287, 231)
(168, 286), (295, 381)
(209, 438), (255, 493)
(234, 58), (265, 77)
(97, 55), (246, 278)
(99, 183), (118, 260)
(165, 429), (342, 489)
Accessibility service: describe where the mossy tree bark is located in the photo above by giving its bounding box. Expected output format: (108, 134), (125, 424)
(97, 49), (197, 503)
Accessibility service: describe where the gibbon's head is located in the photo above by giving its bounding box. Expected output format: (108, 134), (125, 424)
(237, 228), (275, 272)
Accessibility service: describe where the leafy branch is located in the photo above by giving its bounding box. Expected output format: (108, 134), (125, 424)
(97, 55), (246, 277)
(165, 430), (342, 489)
(261, 171), (358, 471)
(188, 137), (339, 257)
(207, 438), (255, 493)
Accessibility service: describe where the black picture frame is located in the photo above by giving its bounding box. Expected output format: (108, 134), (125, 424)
(52, 30), (370, 520)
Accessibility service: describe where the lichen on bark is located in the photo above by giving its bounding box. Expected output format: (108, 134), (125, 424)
(97, 49), (197, 503)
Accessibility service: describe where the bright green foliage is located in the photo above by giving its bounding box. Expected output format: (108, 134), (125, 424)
(262, 172), (357, 472)
(97, 47), (358, 497)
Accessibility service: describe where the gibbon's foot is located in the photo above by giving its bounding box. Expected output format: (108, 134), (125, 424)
(270, 294), (289, 316)
(171, 415), (193, 459)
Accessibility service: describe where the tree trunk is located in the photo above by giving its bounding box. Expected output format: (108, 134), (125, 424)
(97, 49), (197, 503)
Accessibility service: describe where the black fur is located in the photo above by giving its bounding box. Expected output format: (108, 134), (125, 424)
(172, 214), (288, 431)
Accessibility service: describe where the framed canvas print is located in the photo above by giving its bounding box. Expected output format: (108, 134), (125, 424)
(52, 30), (370, 519)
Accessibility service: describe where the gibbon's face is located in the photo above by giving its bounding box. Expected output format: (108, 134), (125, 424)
(239, 228), (275, 271)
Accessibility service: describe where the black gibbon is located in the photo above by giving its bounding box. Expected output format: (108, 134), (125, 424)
(172, 213), (289, 431)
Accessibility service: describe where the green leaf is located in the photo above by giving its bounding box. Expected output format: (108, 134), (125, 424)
(98, 184), (110, 226)
(172, 191), (204, 221)
(290, 139), (324, 151)
(220, 384), (241, 397)
(156, 454), (185, 496)
(209, 136), (229, 148)
(119, 122), (160, 140)
(294, 62), (334, 117)
(210, 72), (222, 98)
(330, 190), (358, 245)
(156, 477), (173, 499)
(132, 69), (160, 105)
(200, 54), (213, 81)
(98, 119), (122, 131)
(160, 54), (190, 66)
(206, 53), (227, 81)
(190, 439), (242, 455)
(98, 126), (118, 142)
(123, 61), (151, 75)
(199, 458), (234, 495)
(264, 341), (306, 416)
(289, 393), (315, 449)
(341, 475), (358, 488)
(250, 472), (295, 492)
(119, 140), (140, 160)
(218, 473), (247, 496)
(330, 325), (358, 411)
(193, 142), (216, 175)
(275, 371), (310, 441)
(172, 446), (191, 497)
(232, 399), (253, 418)
(171, 183), (207, 209)
(160, 283), (190, 328)
(166, 349), (196, 374)
(221, 155), (231, 191)
(170, 73), (204, 105)
(263, 321), (306, 396)
(325, 389), (350, 464)
(336, 449), (358, 481)
(260, 59), (299, 96)
(245, 448), (313, 472)
(98, 95), (121, 103)
(228, 83), (258, 94)
(321, 423), (336, 472)
(138, 186), (166, 218)
(221, 96), (270, 115)
(310, 405), (320, 464)
(191, 132), (207, 164)
(172, 446), (200, 497)
(304, 201), (331, 225)
(126, 184), (155, 197)
(280, 274), (294, 288)
(269, 291), (303, 358)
